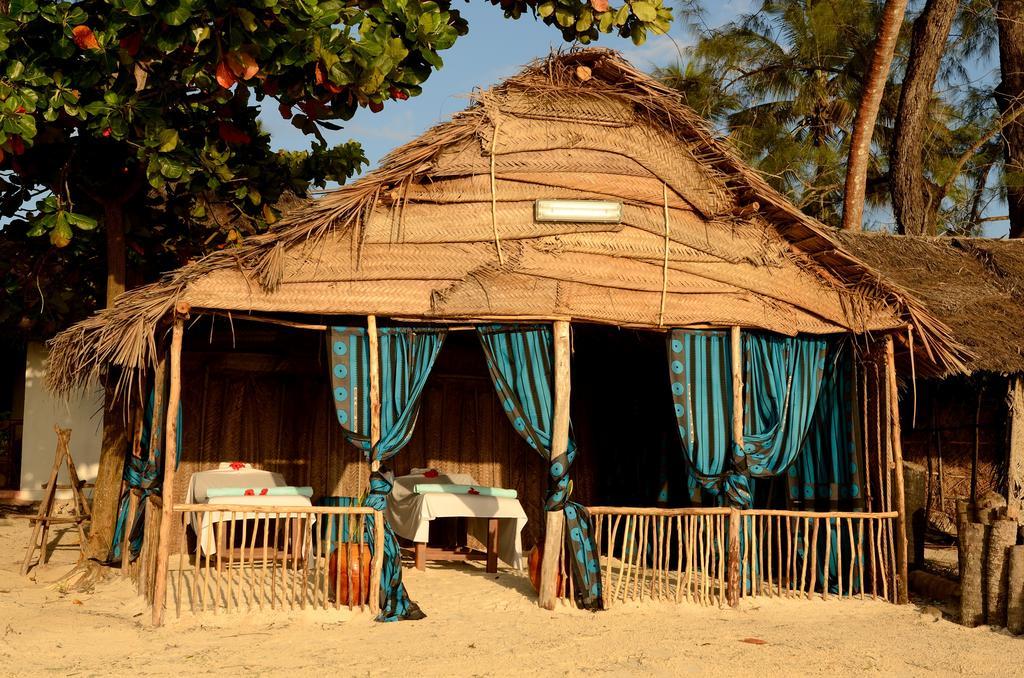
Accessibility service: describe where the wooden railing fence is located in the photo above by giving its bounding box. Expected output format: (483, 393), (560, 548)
(148, 504), (379, 620)
(560, 507), (899, 608)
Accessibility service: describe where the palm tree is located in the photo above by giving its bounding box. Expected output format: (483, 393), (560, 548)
(665, 0), (887, 225)
(842, 0), (909, 231)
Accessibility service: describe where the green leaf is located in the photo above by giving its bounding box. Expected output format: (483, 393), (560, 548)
(158, 128), (179, 152)
(630, 1), (656, 22)
(236, 8), (258, 32)
(537, 1), (555, 18)
(5, 60), (23, 79)
(66, 212), (98, 230)
(554, 7), (574, 27)
(161, 1), (193, 26)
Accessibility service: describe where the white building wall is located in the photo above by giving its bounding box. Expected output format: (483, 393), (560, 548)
(19, 342), (104, 501)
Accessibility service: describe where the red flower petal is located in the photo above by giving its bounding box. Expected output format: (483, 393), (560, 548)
(244, 489), (255, 496)
(229, 461), (244, 470)
(467, 488), (480, 495)
(424, 469), (438, 478)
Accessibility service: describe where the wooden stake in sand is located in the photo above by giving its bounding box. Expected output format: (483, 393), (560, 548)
(986, 518), (1017, 626)
(153, 304), (186, 626)
(540, 320), (571, 610)
(1006, 546), (1024, 634)
(960, 522), (987, 627)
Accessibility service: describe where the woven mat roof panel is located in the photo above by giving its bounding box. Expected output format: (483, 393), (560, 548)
(46, 49), (967, 397)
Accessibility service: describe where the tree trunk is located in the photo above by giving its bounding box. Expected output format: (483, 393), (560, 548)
(890, 0), (958, 235)
(83, 200), (130, 561)
(842, 0), (909, 231)
(82, 380), (130, 562)
(104, 200), (126, 307)
(998, 0), (1024, 238)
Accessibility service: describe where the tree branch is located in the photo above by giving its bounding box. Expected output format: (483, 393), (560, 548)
(941, 94), (1024, 197)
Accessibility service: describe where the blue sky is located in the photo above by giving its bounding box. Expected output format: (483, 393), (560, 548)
(260, 1), (1008, 236)
(260, 2), (750, 170)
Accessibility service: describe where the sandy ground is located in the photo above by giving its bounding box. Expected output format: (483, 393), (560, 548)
(1, 513), (1022, 678)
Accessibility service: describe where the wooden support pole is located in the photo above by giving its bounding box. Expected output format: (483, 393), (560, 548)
(730, 326), (744, 451)
(727, 507), (740, 607)
(1007, 377), (1024, 520)
(152, 305), (186, 626)
(727, 326), (743, 607)
(366, 315), (384, 616)
(539, 320), (571, 610)
(884, 336), (910, 604)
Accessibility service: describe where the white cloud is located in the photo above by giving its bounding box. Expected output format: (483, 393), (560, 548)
(619, 33), (692, 70)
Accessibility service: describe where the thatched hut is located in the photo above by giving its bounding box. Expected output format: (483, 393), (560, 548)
(837, 232), (1024, 555)
(46, 49), (962, 625)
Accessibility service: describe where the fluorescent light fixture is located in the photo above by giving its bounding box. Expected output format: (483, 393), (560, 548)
(534, 199), (622, 223)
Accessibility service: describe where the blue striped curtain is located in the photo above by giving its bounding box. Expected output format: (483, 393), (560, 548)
(327, 325), (446, 622)
(109, 379), (182, 563)
(667, 331), (832, 508)
(789, 344), (865, 592)
(478, 325), (603, 610)
(735, 332), (831, 506)
(666, 331), (741, 505)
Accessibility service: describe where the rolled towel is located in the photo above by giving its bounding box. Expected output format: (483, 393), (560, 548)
(206, 486), (314, 498)
(413, 484), (517, 499)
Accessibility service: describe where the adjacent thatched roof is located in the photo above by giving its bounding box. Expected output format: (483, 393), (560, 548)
(837, 230), (1024, 377)
(47, 49), (964, 397)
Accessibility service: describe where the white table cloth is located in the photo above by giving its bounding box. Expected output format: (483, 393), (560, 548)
(385, 471), (528, 568)
(185, 468), (314, 556)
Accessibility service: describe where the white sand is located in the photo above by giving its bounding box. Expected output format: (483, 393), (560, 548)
(1, 516), (1019, 677)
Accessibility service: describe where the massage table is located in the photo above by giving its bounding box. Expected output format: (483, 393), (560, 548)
(185, 466), (315, 558)
(385, 471), (528, 571)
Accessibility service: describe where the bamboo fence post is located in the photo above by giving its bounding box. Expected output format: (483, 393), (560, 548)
(366, 315), (384, 616)
(727, 507), (740, 607)
(152, 306), (186, 627)
(540, 320), (571, 610)
(884, 336), (910, 604)
(822, 518), (831, 600)
(227, 514), (236, 613)
(807, 517), (819, 600)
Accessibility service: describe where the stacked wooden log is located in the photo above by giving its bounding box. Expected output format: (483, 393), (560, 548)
(957, 496), (1024, 631)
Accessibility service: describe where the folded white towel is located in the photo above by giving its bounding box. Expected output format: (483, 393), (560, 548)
(218, 462), (254, 470)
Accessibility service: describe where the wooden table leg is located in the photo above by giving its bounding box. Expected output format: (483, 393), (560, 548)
(487, 518), (499, 574)
(415, 541), (426, 570)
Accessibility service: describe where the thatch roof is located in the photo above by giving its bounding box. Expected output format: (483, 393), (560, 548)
(836, 230), (1024, 377)
(47, 49), (964, 397)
